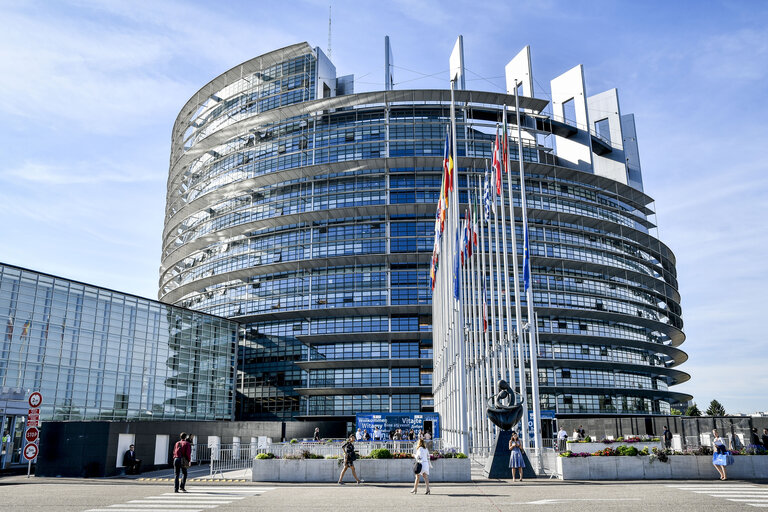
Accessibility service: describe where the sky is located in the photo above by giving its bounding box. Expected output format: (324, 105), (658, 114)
(1, 0), (766, 414)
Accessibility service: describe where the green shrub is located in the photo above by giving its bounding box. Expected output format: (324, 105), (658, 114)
(369, 448), (393, 459)
(559, 450), (573, 458)
(455, 453), (468, 458)
(289, 438), (298, 444)
(584, 435), (592, 442)
(639, 447), (650, 456)
(255, 453), (274, 460)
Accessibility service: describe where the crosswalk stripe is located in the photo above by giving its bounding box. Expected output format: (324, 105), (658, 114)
(109, 506), (218, 509)
(159, 494), (246, 498)
(747, 505), (768, 508)
(128, 501), (235, 505)
(669, 485), (760, 489)
(145, 497), (243, 500)
(87, 510), (204, 512)
(175, 487), (275, 491)
(729, 499), (768, 502)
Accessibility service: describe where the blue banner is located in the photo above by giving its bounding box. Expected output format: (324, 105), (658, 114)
(356, 413), (440, 439)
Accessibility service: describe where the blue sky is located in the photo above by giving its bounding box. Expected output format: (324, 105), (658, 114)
(1, 0), (766, 413)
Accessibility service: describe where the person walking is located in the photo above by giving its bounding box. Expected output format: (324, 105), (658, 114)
(663, 425), (673, 450)
(749, 427), (764, 452)
(410, 438), (431, 494)
(762, 428), (768, 450)
(508, 432), (526, 482)
(712, 428), (733, 480)
(173, 432), (192, 493)
(338, 435), (363, 484)
(313, 427), (320, 442)
(557, 426), (568, 452)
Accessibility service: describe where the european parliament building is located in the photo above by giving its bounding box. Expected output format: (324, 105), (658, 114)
(159, 41), (689, 423)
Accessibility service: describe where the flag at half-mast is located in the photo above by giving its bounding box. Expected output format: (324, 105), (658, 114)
(484, 165), (493, 217)
(482, 276), (488, 331)
(523, 225), (531, 292)
(492, 130), (502, 196)
(443, 125), (454, 207)
(465, 207), (473, 259)
(472, 188), (479, 247)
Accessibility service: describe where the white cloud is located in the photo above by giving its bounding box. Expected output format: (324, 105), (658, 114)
(2, 161), (163, 185)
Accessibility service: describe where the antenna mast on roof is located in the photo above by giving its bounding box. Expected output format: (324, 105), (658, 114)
(327, 5), (332, 60)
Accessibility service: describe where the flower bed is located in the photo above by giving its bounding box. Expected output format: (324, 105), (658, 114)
(566, 439), (662, 454)
(557, 452), (768, 480)
(251, 457), (471, 482)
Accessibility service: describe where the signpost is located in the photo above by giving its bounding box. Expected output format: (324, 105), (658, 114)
(25, 392), (42, 477)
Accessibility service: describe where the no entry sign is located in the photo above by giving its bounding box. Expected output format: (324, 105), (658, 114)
(23, 443), (38, 461)
(25, 427), (39, 443)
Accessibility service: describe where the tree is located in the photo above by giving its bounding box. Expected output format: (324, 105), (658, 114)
(670, 408), (682, 416)
(706, 399), (726, 416)
(685, 403), (702, 416)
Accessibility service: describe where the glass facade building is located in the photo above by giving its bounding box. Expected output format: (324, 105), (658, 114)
(0, 262), (238, 434)
(160, 42), (689, 422)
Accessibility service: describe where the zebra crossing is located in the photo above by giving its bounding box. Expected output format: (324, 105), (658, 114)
(84, 486), (276, 512)
(667, 483), (768, 508)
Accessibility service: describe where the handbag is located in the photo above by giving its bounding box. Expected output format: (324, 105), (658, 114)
(182, 458), (191, 469)
(413, 461), (422, 474)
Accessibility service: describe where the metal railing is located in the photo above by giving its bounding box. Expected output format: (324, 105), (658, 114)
(208, 444), (259, 479)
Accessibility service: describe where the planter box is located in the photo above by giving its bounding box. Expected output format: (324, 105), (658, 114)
(251, 458), (471, 483)
(557, 455), (768, 480)
(566, 441), (662, 453)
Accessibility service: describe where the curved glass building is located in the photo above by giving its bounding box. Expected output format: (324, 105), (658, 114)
(160, 42), (689, 423)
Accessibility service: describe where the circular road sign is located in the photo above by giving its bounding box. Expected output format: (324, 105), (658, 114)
(23, 443), (38, 461)
(28, 392), (42, 408)
(25, 427), (39, 443)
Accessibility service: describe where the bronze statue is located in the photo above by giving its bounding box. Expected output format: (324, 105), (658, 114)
(487, 379), (524, 431)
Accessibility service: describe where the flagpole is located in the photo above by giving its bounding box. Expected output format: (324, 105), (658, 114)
(469, 182), (484, 452)
(501, 110), (516, 394)
(488, 158), (501, 443)
(450, 79), (468, 455)
(482, 162), (496, 449)
(478, 175), (490, 449)
(504, 106), (529, 449)
(514, 80), (542, 468)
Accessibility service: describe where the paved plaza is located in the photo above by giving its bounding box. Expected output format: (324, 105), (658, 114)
(1, 474), (768, 511)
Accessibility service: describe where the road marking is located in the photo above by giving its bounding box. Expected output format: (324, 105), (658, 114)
(88, 486), (274, 512)
(128, 501), (236, 505)
(669, 483), (768, 508)
(109, 506), (219, 509)
(511, 498), (642, 505)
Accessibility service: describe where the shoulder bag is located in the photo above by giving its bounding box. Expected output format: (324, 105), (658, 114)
(413, 461), (422, 474)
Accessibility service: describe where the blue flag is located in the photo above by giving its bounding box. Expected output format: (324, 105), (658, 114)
(453, 225), (460, 300)
(523, 225), (531, 292)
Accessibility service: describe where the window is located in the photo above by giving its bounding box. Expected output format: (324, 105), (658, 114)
(595, 118), (610, 143)
(561, 370), (571, 379)
(562, 98), (576, 125)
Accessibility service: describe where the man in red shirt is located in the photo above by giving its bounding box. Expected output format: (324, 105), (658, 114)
(173, 432), (192, 493)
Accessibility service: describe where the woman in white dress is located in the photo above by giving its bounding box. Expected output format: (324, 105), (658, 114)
(411, 438), (432, 494)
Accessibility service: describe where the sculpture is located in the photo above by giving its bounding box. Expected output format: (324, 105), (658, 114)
(486, 379), (524, 431)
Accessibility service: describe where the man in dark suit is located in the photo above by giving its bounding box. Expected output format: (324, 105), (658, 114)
(123, 444), (141, 475)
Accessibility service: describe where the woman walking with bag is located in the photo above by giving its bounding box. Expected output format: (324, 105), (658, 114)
(509, 432), (526, 482)
(173, 432), (192, 493)
(337, 435), (363, 484)
(712, 429), (734, 480)
(410, 438), (431, 494)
